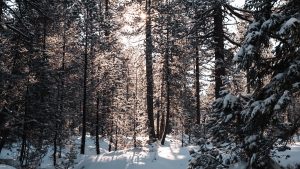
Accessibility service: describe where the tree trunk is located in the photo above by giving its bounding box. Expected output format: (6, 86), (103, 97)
(53, 83), (60, 166)
(213, 4), (225, 99)
(195, 47), (200, 124)
(159, 71), (165, 139)
(133, 69), (138, 148)
(104, 0), (109, 36)
(145, 2), (156, 143)
(156, 104), (160, 139)
(115, 125), (118, 151)
(108, 120), (113, 152)
(80, 7), (89, 155)
(0, 0), (3, 23)
(246, 68), (251, 93)
(96, 97), (100, 155)
(20, 80), (29, 165)
(58, 0), (67, 158)
(53, 130), (57, 166)
(161, 21), (171, 145)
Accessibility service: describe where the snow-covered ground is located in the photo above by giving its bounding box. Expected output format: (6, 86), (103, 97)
(274, 141), (300, 168)
(1, 135), (300, 169)
(74, 135), (194, 169)
(0, 135), (195, 169)
(0, 164), (16, 169)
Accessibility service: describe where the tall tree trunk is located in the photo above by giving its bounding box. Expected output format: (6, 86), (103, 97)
(80, 7), (89, 155)
(161, 21), (171, 145)
(54, 1), (67, 162)
(213, 4), (225, 99)
(157, 17), (164, 140)
(145, 0), (155, 143)
(195, 47), (200, 124)
(58, 0), (67, 158)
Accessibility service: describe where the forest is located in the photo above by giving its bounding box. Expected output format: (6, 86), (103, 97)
(0, 0), (300, 168)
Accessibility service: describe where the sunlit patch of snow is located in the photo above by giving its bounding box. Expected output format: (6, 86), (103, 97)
(73, 135), (193, 169)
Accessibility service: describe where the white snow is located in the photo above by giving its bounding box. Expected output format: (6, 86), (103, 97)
(263, 94), (276, 106)
(250, 153), (256, 165)
(74, 135), (193, 169)
(0, 135), (193, 169)
(293, 82), (300, 89)
(0, 164), (16, 169)
(229, 161), (247, 169)
(274, 90), (290, 111)
(2, 135), (300, 169)
(245, 135), (257, 144)
(225, 114), (233, 123)
(278, 17), (300, 35)
(274, 140), (300, 167)
(250, 101), (262, 118)
(223, 94), (238, 109)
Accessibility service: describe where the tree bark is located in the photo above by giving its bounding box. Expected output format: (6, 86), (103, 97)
(104, 0), (109, 36)
(133, 68), (138, 147)
(159, 71), (165, 139)
(145, 2), (156, 143)
(246, 68), (251, 93)
(115, 125), (118, 151)
(161, 20), (171, 145)
(58, 0), (67, 158)
(80, 7), (89, 155)
(20, 80), (29, 166)
(156, 102), (160, 139)
(213, 4), (225, 99)
(0, 0), (3, 22)
(96, 97), (100, 154)
(53, 128), (57, 166)
(195, 47), (200, 124)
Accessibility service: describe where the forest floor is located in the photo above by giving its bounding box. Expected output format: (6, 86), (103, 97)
(1, 135), (300, 169)
(73, 135), (195, 169)
(0, 134), (196, 169)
